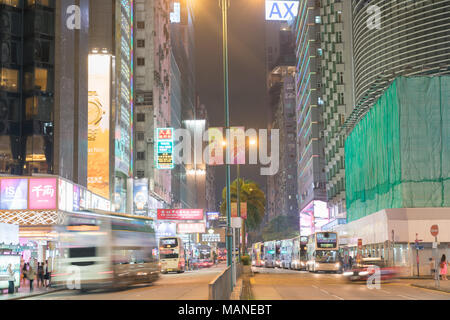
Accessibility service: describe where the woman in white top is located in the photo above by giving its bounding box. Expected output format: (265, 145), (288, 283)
(7, 264), (15, 294)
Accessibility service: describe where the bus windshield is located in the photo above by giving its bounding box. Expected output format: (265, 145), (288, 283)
(315, 250), (338, 263)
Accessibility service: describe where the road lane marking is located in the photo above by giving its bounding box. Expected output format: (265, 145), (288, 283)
(320, 289), (329, 295)
(331, 295), (344, 300)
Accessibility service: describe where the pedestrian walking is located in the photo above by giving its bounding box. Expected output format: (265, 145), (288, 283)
(21, 263), (27, 286)
(348, 256), (353, 269)
(25, 264), (36, 291)
(7, 264), (15, 294)
(37, 262), (44, 288)
(44, 261), (51, 287)
(440, 254), (448, 281)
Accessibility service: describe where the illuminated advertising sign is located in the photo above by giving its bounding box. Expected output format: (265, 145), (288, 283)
(73, 185), (80, 211)
(207, 212), (220, 221)
(202, 234), (221, 243)
(29, 178), (57, 210)
(231, 202), (248, 219)
(0, 223), (19, 246)
(177, 223), (206, 234)
(87, 54), (111, 199)
(157, 209), (204, 221)
(155, 222), (177, 239)
(265, 1), (299, 21)
(0, 255), (20, 290)
(316, 232), (338, 249)
(133, 179), (149, 216)
(0, 179), (28, 210)
(156, 128), (174, 170)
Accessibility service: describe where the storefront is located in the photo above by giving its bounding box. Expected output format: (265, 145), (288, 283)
(0, 223), (20, 293)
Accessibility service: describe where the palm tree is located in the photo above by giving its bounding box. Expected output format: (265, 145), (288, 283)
(220, 178), (266, 231)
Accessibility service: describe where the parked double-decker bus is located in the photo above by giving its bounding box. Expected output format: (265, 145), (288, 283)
(291, 236), (309, 270)
(280, 239), (294, 269)
(52, 210), (159, 291)
(275, 240), (282, 268)
(306, 232), (342, 273)
(252, 242), (265, 267)
(263, 241), (276, 268)
(159, 237), (186, 274)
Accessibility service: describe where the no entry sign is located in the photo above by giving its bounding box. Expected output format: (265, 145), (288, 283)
(430, 225), (439, 237)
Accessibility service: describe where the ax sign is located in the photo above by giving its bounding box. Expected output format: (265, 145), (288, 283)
(266, 1), (299, 21)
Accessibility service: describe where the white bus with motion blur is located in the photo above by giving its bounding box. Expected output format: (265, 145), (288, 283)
(306, 232), (342, 273)
(52, 211), (160, 291)
(159, 237), (186, 274)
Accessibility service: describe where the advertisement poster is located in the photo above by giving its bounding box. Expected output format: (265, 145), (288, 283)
(0, 255), (20, 290)
(231, 202), (248, 219)
(207, 127), (224, 166)
(29, 178), (57, 210)
(0, 223), (19, 246)
(73, 185), (80, 211)
(0, 179), (28, 210)
(156, 128), (174, 170)
(133, 179), (149, 216)
(65, 181), (74, 212)
(87, 54), (111, 199)
(155, 222), (177, 239)
(58, 179), (67, 211)
(157, 209), (204, 220)
(207, 212), (220, 221)
(177, 223), (206, 234)
(229, 127), (246, 165)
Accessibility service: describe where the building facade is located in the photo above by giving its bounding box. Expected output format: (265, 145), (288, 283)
(294, 0), (328, 235)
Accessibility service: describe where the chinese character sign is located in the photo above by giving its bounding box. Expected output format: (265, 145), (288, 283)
(177, 223), (206, 234)
(29, 179), (57, 210)
(157, 209), (204, 220)
(0, 179), (28, 210)
(156, 128), (174, 170)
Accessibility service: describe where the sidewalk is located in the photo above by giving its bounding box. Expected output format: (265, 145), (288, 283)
(0, 285), (62, 301)
(411, 279), (450, 294)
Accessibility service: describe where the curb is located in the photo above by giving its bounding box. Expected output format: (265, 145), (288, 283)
(411, 284), (450, 294)
(230, 279), (243, 300)
(4, 288), (65, 301)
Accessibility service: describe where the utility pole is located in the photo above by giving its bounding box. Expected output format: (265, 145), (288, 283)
(220, 0), (233, 289)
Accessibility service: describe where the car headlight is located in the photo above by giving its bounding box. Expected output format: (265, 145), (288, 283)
(301, 262), (305, 266)
(335, 263), (341, 268)
(343, 272), (354, 277)
(315, 263), (320, 268)
(359, 271), (369, 276)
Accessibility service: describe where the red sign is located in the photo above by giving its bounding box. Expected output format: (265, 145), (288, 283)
(177, 223), (206, 234)
(231, 202), (248, 219)
(430, 225), (439, 237)
(157, 209), (204, 220)
(358, 239), (363, 250)
(158, 129), (173, 140)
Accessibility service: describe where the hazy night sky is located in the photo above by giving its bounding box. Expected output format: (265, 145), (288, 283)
(194, 0), (269, 206)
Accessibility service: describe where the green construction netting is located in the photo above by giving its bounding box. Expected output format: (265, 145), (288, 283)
(346, 76), (450, 223)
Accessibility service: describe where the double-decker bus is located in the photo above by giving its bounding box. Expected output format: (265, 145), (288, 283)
(275, 240), (282, 268)
(280, 239), (294, 269)
(263, 241), (276, 268)
(159, 237), (186, 274)
(291, 236), (308, 270)
(52, 210), (159, 291)
(252, 242), (265, 267)
(306, 232), (342, 273)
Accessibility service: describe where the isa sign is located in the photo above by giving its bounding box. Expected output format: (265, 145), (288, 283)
(266, 1), (299, 21)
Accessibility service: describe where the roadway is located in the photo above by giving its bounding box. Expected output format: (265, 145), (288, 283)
(250, 267), (450, 300)
(24, 264), (227, 300)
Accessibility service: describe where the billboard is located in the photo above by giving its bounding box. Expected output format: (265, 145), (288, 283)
(133, 179), (149, 216)
(207, 128), (224, 166)
(0, 223), (19, 246)
(156, 128), (174, 169)
(177, 223), (206, 234)
(0, 179), (28, 210)
(87, 54), (111, 199)
(231, 202), (248, 219)
(265, 1), (299, 21)
(207, 212), (220, 221)
(157, 209), (204, 221)
(29, 178), (57, 210)
(155, 222), (177, 239)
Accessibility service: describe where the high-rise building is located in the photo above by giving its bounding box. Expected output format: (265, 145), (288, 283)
(0, 0), (89, 186)
(134, 0), (172, 209)
(319, 0), (354, 228)
(294, 0), (328, 236)
(89, 0), (135, 212)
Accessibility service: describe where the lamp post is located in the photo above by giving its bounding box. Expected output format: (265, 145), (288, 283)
(220, 0), (233, 289)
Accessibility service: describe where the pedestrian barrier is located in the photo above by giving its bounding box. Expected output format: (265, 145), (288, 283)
(209, 263), (243, 300)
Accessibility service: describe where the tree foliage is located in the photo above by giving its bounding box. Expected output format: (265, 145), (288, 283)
(261, 215), (299, 242)
(220, 179), (266, 231)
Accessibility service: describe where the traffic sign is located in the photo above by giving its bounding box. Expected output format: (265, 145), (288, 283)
(430, 225), (439, 237)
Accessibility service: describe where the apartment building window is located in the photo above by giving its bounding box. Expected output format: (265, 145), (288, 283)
(137, 131), (145, 141)
(137, 113), (145, 122)
(137, 152), (146, 160)
(137, 58), (145, 66)
(137, 170), (145, 178)
(137, 39), (145, 48)
(137, 21), (145, 29)
(315, 16), (321, 24)
(336, 32), (342, 43)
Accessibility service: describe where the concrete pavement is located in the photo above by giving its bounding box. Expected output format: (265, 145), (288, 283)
(249, 267), (450, 300)
(22, 264), (227, 300)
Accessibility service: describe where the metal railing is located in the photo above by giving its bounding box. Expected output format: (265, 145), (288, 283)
(209, 263), (243, 300)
